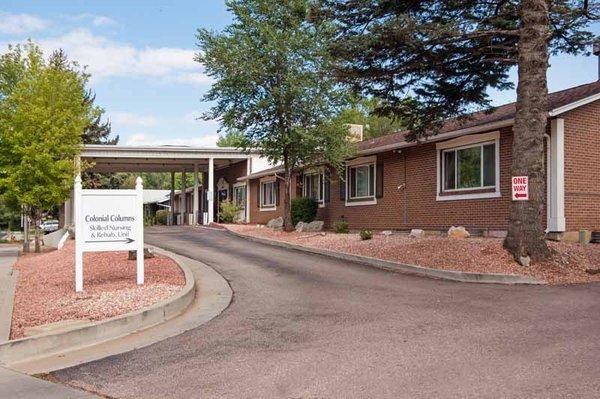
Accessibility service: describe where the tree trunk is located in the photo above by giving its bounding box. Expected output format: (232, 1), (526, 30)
(34, 220), (41, 253)
(283, 165), (294, 232)
(504, 0), (551, 262)
(23, 213), (30, 253)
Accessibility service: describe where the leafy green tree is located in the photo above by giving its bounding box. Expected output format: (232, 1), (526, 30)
(198, 0), (354, 230)
(216, 129), (247, 148)
(0, 43), (91, 252)
(337, 97), (406, 139)
(319, 0), (598, 262)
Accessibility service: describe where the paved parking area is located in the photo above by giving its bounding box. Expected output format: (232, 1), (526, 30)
(53, 226), (600, 398)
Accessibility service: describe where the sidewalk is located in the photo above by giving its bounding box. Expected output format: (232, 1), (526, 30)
(0, 246), (19, 341)
(0, 366), (99, 398)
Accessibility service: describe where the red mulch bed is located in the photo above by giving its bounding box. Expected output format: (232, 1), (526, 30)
(10, 240), (185, 339)
(226, 224), (600, 285)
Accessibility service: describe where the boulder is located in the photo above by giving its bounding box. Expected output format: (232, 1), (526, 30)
(518, 256), (531, 267)
(409, 229), (425, 238)
(267, 217), (284, 230)
(306, 221), (324, 232)
(381, 230), (394, 236)
(295, 222), (307, 232)
(447, 226), (470, 239)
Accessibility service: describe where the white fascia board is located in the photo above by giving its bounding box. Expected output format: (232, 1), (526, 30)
(549, 93), (600, 117)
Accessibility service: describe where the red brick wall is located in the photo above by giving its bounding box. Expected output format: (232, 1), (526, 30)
(562, 101), (600, 231)
(314, 128), (514, 231)
(248, 176), (299, 224)
(245, 109), (598, 233)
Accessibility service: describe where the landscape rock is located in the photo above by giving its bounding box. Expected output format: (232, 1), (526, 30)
(295, 222), (307, 232)
(267, 217), (284, 230)
(448, 226), (470, 239)
(306, 221), (324, 232)
(409, 229), (425, 239)
(381, 230), (394, 236)
(518, 256), (531, 267)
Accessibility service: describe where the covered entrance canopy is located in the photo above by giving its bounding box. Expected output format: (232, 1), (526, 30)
(64, 145), (268, 227)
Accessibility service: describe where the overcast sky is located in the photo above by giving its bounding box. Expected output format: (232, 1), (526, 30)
(1, 1), (599, 146)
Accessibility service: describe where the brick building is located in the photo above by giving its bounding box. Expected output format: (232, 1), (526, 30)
(234, 81), (600, 240)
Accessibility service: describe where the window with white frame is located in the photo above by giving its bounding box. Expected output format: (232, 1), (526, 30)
(260, 180), (276, 208)
(442, 142), (496, 191)
(233, 184), (246, 209)
(348, 163), (375, 200)
(303, 172), (324, 203)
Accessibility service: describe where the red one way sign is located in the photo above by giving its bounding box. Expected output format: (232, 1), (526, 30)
(512, 176), (529, 201)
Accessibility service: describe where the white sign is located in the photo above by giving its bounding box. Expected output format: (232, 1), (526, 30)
(74, 175), (144, 292)
(511, 176), (529, 201)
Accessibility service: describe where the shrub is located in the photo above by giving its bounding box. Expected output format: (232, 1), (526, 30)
(333, 220), (349, 234)
(359, 229), (373, 240)
(155, 209), (169, 225)
(291, 197), (318, 226)
(219, 199), (241, 223)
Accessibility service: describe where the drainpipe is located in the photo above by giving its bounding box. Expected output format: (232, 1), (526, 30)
(544, 134), (551, 233)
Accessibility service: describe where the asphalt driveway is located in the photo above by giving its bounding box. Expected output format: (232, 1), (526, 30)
(54, 226), (600, 398)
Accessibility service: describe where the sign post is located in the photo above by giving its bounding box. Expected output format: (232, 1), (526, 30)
(74, 175), (144, 292)
(511, 176), (529, 201)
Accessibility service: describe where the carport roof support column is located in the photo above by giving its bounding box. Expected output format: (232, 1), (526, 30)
(208, 157), (215, 224)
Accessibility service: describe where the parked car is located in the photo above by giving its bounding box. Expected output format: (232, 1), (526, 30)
(40, 220), (59, 233)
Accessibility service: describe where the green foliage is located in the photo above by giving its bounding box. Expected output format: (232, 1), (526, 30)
(217, 129), (247, 148)
(319, 1), (598, 139)
(0, 200), (20, 231)
(155, 209), (169, 225)
(0, 43), (90, 225)
(359, 229), (373, 240)
(219, 199), (241, 223)
(333, 220), (349, 234)
(197, 0), (355, 229)
(336, 97), (406, 139)
(291, 197), (318, 226)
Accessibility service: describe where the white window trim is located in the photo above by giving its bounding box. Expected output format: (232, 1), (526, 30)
(436, 131), (501, 201)
(233, 182), (246, 209)
(259, 177), (277, 211)
(345, 156), (377, 207)
(303, 169), (325, 207)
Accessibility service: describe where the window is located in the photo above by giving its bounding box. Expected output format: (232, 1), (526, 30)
(260, 181), (276, 208)
(348, 163), (375, 199)
(233, 184), (246, 209)
(442, 142), (496, 191)
(303, 172), (324, 203)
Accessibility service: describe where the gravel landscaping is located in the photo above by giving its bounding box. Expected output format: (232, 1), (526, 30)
(10, 240), (185, 339)
(226, 224), (600, 285)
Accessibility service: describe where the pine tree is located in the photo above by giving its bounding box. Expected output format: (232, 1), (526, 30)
(318, 0), (598, 262)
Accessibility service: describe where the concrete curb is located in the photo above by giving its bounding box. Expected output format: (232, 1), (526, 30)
(226, 229), (545, 285)
(0, 250), (196, 366)
(7, 246), (232, 375)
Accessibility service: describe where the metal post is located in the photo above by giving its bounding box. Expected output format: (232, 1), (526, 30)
(208, 157), (215, 224)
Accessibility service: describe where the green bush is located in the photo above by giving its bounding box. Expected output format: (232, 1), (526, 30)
(219, 199), (241, 223)
(359, 229), (373, 240)
(333, 220), (349, 234)
(155, 209), (169, 225)
(291, 197), (318, 226)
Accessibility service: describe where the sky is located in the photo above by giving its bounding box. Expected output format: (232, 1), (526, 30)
(0, 1), (599, 147)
